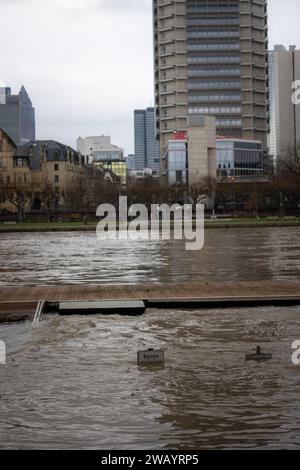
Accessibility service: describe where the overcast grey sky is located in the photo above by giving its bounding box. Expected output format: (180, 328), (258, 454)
(0, 0), (299, 154)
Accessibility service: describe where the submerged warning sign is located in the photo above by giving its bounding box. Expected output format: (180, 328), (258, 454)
(137, 349), (165, 366)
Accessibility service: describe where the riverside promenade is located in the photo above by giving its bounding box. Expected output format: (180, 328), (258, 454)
(0, 220), (300, 233)
(0, 281), (300, 323)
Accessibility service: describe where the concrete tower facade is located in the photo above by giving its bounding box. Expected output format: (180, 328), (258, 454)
(268, 45), (300, 167)
(153, 0), (269, 176)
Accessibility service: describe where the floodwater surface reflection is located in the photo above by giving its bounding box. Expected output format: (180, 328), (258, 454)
(0, 227), (299, 285)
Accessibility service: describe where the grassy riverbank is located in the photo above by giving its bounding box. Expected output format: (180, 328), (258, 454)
(0, 218), (300, 232)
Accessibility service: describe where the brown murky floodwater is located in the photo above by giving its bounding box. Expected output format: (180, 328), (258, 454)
(0, 228), (300, 449)
(0, 226), (299, 285)
(1, 307), (300, 450)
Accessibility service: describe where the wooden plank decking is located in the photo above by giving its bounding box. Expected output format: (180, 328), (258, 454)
(0, 281), (300, 323)
(1, 281), (300, 303)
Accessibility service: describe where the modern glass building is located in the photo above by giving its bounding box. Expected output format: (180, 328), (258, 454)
(126, 154), (136, 170)
(216, 139), (263, 178)
(134, 108), (160, 175)
(93, 160), (127, 185)
(80, 135), (127, 184)
(166, 139), (188, 185)
(166, 135), (263, 184)
(0, 85), (35, 145)
(93, 149), (123, 161)
(153, 0), (269, 168)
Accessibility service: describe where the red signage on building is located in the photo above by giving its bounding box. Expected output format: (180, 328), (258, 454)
(172, 131), (187, 140)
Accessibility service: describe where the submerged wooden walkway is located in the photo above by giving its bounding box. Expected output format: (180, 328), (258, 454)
(0, 281), (300, 323)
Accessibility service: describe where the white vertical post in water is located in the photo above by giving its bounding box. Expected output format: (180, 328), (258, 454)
(32, 300), (45, 327)
(0, 340), (6, 365)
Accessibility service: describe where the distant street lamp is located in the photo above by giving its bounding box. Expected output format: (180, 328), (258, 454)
(280, 192), (284, 221)
(280, 192), (288, 221)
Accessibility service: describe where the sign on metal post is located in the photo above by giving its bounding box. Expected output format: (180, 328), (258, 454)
(137, 349), (165, 366)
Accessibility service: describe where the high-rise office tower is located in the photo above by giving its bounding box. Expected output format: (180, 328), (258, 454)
(134, 108), (160, 175)
(153, 0), (269, 169)
(0, 85), (35, 145)
(269, 45), (300, 166)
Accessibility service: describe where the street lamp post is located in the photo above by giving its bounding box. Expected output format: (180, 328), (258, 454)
(280, 192), (286, 221)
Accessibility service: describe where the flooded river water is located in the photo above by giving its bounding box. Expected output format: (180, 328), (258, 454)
(1, 307), (300, 449)
(0, 226), (299, 285)
(0, 227), (300, 449)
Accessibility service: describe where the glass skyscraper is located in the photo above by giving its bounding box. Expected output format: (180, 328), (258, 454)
(0, 85), (35, 145)
(134, 107), (160, 175)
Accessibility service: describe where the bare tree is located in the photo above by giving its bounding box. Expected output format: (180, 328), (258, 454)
(65, 175), (91, 211)
(0, 182), (35, 223)
(189, 176), (217, 207)
(38, 184), (61, 220)
(278, 143), (300, 176)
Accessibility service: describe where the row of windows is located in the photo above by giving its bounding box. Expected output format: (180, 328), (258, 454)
(235, 151), (263, 163)
(168, 152), (187, 162)
(218, 162), (263, 170)
(13, 160), (81, 172)
(187, 56), (240, 64)
(216, 119), (242, 126)
(188, 106), (241, 114)
(93, 152), (122, 161)
(187, 8), (239, 14)
(66, 164), (80, 172)
(235, 142), (262, 150)
(218, 150), (262, 163)
(187, 4), (239, 10)
(167, 143), (187, 152)
(186, 112), (242, 126)
(217, 141), (235, 149)
(189, 94), (241, 102)
(217, 169), (263, 177)
(187, 31), (240, 38)
(187, 43), (240, 51)
(94, 162), (127, 184)
(188, 81), (241, 89)
(217, 142), (262, 151)
(187, 69), (240, 77)
(0, 174), (29, 184)
(14, 158), (28, 167)
(235, 162), (263, 169)
(50, 151), (79, 164)
(187, 18), (240, 25)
